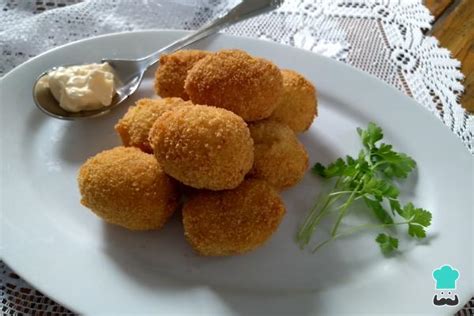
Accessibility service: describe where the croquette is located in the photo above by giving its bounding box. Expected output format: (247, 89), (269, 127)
(269, 70), (317, 133)
(78, 146), (179, 230)
(184, 49), (283, 122)
(149, 105), (254, 190)
(154, 50), (211, 100)
(115, 98), (192, 153)
(182, 179), (286, 256)
(248, 120), (308, 190)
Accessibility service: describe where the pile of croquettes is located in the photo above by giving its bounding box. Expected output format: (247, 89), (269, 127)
(78, 49), (318, 256)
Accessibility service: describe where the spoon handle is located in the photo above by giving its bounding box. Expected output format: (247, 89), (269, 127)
(141, 0), (282, 67)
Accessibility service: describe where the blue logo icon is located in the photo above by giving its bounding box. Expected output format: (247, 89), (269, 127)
(432, 265), (460, 306)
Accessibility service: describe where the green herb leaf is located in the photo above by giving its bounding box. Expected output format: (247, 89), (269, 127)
(362, 177), (398, 201)
(364, 197), (394, 225)
(413, 209), (432, 227)
(400, 203), (431, 226)
(376, 233), (399, 254)
(342, 155), (359, 177)
(358, 122), (383, 149)
(408, 224), (427, 238)
(325, 158), (347, 177)
(383, 183), (399, 199)
(400, 202), (416, 220)
(312, 163), (326, 176)
(400, 203), (431, 238)
(315, 158), (347, 178)
(372, 143), (416, 179)
(389, 199), (402, 215)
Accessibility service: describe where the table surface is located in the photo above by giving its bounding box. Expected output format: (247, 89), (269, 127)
(425, 0), (474, 112)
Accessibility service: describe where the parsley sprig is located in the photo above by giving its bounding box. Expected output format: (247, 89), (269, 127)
(297, 122), (432, 254)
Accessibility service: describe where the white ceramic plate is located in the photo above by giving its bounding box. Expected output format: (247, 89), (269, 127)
(1, 31), (472, 315)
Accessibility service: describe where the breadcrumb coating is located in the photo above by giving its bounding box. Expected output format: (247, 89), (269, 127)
(149, 105), (254, 190)
(269, 69), (317, 133)
(182, 179), (286, 256)
(154, 50), (211, 100)
(184, 49), (283, 122)
(115, 98), (192, 153)
(78, 146), (179, 230)
(248, 120), (309, 190)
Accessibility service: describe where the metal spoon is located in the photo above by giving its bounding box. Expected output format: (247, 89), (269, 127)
(33, 0), (283, 120)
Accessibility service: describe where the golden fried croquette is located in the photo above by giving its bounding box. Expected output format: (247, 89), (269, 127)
(182, 179), (285, 256)
(115, 98), (192, 153)
(184, 49), (283, 122)
(149, 105), (254, 190)
(154, 50), (211, 100)
(269, 70), (317, 133)
(248, 120), (308, 190)
(78, 146), (179, 230)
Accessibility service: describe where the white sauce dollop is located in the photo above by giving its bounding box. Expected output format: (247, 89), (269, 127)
(46, 63), (116, 112)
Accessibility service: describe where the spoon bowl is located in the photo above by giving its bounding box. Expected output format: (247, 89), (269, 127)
(33, 63), (140, 120)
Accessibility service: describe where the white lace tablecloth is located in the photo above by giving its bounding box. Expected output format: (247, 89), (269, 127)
(1, 0), (472, 315)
